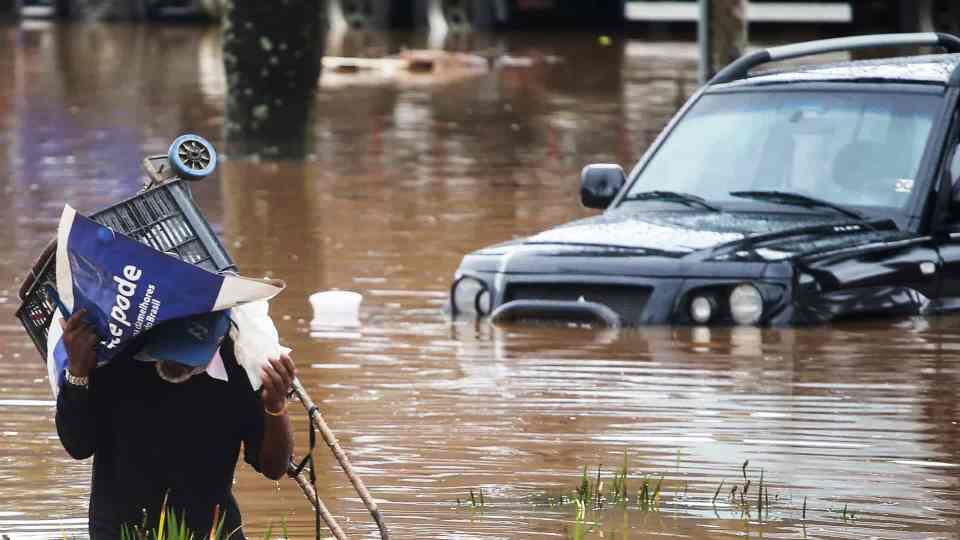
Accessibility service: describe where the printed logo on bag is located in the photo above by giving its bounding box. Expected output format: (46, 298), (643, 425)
(104, 264), (162, 349)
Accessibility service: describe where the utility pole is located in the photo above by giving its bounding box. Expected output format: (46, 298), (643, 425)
(698, 0), (748, 85)
(222, 0), (325, 159)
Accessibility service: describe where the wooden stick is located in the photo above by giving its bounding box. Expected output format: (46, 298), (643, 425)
(288, 467), (349, 540)
(293, 378), (390, 540)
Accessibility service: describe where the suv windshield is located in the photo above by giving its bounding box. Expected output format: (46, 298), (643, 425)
(623, 90), (942, 213)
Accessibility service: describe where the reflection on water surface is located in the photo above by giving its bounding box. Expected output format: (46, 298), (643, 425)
(0, 22), (958, 540)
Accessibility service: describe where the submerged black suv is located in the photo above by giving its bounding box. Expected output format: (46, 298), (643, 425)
(449, 33), (960, 327)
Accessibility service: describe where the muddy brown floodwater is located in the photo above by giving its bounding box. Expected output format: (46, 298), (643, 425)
(0, 21), (959, 540)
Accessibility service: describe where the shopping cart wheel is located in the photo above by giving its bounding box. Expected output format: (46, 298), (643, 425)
(168, 134), (217, 180)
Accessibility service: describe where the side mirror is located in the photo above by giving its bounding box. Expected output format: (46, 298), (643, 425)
(580, 164), (626, 210)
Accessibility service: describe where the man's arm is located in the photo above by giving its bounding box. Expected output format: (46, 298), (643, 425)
(56, 383), (97, 459)
(258, 354), (296, 480)
(54, 310), (100, 459)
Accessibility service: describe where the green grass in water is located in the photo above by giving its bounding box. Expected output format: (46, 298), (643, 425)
(118, 495), (288, 540)
(457, 455), (859, 527)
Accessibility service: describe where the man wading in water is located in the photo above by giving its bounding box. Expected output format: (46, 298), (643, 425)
(55, 308), (297, 538)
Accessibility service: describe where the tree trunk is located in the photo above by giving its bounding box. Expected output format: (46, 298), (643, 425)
(222, 0), (324, 159)
(698, 0), (747, 83)
(0, 0), (16, 18)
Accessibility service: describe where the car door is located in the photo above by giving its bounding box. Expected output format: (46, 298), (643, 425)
(933, 138), (960, 311)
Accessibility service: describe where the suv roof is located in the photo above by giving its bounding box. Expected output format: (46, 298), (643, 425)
(706, 32), (960, 87)
(721, 53), (960, 88)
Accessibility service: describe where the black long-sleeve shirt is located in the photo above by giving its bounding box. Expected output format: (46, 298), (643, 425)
(56, 339), (264, 539)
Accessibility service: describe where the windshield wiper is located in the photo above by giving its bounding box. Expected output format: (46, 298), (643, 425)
(623, 190), (721, 212)
(728, 190), (867, 221)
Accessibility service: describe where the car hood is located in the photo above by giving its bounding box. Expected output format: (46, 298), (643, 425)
(522, 209), (909, 259)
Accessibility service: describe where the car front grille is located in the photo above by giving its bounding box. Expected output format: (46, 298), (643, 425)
(504, 283), (652, 325)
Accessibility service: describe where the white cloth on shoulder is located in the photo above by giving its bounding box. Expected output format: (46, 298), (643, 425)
(228, 300), (291, 390)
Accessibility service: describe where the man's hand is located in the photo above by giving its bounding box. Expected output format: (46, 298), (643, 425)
(261, 353), (296, 414)
(59, 310), (98, 378)
(258, 352), (296, 479)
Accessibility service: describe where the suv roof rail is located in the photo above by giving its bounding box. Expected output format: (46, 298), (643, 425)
(710, 32), (960, 85)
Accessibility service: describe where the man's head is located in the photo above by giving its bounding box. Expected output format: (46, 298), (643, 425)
(144, 311), (232, 383)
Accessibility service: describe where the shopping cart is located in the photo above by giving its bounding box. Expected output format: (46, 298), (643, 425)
(16, 134), (233, 361)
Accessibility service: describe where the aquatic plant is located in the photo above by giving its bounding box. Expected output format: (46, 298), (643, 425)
(637, 475), (663, 511)
(119, 501), (231, 540)
(118, 496), (287, 540)
(575, 465), (593, 508)
(608, 451), (629, 505)
(569, 499), (597, 540)
(456, 488), (487, 509)
(457, 455), (866, 531)
(836, 503), (857, 522)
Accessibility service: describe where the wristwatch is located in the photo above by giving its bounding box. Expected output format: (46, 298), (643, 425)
(65, 370), (89, 389)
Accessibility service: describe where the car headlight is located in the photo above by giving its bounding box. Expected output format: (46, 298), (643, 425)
(689, 295), (716, 324)
(451, 276), (489, 316)
(729, 283), (763, 325)
(477, 288), (491, 315)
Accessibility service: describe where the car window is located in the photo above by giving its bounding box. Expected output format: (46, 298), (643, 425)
(626, 90), (942, 212)
(950, 143), (960, 183)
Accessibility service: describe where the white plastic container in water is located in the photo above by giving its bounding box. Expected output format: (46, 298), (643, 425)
(309, 290), (363, 329)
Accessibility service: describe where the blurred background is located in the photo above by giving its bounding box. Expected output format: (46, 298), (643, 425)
(1, 1), (960, 538)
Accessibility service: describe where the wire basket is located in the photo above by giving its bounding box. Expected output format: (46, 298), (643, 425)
(15, 179), (236, 362)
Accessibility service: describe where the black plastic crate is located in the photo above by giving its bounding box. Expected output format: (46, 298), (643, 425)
(15, 179), (236, 362)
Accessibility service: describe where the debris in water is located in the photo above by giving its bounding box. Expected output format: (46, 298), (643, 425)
(309, 290), (362, 330)
(321, 50), (488, 88)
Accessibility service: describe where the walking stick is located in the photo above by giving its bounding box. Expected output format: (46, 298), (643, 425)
(290, 377), (390, 540)
(287, 466), (349, 540)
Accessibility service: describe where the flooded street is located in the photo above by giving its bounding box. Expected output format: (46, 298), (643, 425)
(1, 22), (959, 539)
